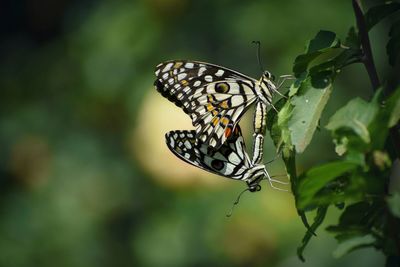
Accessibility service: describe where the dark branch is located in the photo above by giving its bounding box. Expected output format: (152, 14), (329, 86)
(352, 0), (400, 157)
(352, 0), (400, 258)
(352, 0), (381, 90)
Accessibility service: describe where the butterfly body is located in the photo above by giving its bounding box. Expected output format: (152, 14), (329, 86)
(155, 60), (276, 164)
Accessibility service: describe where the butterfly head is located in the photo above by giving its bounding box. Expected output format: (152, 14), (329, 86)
(262, 70), (275, 81)
(258, 71), (276, 104)
(248, 184), (262, 192)
(246, 167), (265, 192)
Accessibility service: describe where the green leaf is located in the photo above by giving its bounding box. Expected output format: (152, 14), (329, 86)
(327, 201), (385, 241)
(326, 96), (379, 154)
(289, 77), (332, 153)
(365, 2), (400, 31)
(387, 19), (400, 67)
(293, 31), (341, 77)
(388, 86), (400, 127)
(344, 26), (360, 49)
(368, 88), (400, 150)
(326, 97), (378, 142)
(297, 206), (328, 262)
(297, 161), (359, 209)
(307, 30), (339, 53)
(332, 234), (376, 258)
(268, 97), (294, 153)
(293, 30), (361, 79)
(387, 192), (400, 218)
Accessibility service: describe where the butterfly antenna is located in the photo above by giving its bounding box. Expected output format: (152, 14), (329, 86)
(226, 188), (250, 217)
(265, 151), (282, 165)
(252, 41), (265, 73)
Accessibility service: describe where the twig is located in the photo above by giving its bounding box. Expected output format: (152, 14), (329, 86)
(352, 0), (400, 157)
(352, 0), (400, 257)
(352, 0), (380, 90)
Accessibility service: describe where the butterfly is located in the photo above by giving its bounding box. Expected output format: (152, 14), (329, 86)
(154, 60), (280, 165)
(165, 125), (286, 192)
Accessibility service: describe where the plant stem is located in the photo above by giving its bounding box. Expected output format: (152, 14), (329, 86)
(352, 0), (400, 257)
(352, 0), (400, 157)
(352, 0), (380, 90)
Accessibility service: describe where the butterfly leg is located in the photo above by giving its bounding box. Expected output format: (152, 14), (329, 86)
(277, 74), (295, 89)
(262, 167), (290, 191)
(272, 75), (295, 99)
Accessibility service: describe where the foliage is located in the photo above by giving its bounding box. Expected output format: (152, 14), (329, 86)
(268, 0), (400, 264)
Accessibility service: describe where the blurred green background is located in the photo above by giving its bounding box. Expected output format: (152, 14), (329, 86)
(0, 0), (390, 266)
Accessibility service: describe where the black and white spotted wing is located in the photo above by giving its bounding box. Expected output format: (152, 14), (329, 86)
(155, 60), (275, 151)
(165, 126), (267, 191)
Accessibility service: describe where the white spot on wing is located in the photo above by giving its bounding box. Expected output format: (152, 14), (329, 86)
(243, 84), (255, 95)
(210, 138), (217, 147)
(177, 73), (187, 80)
(230, 95), (245, 107)
(198, 67), (206, 76)
(205, 75), (213, 82)
(194, 80), (201, 87)
(214, 94), (230, 101)
(162, 63), (173, 72)
(185, 63), (194, 68)
(236, 143), (244, 161)
(216, 127), (224, 138)
(162, 73), (168, 79)
(215, 69), (224, 77)
(224, 163), (235, 175)
(228, 152), (241, 164)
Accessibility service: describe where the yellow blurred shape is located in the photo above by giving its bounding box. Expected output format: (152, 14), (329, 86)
(129, 89), (232, 189)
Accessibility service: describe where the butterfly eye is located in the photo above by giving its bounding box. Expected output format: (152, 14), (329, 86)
(215, 82), (229, 93)
(249, 185), (262, 192)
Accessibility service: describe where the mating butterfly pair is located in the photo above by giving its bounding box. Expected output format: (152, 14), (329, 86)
(154, 60), (284, 191)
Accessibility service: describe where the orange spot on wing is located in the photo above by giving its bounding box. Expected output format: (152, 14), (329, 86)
(206, 103), (214, 111)
(225, 127), (232, 138)
(181, 80), (188, 86)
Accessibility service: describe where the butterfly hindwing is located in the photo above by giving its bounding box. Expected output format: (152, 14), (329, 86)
(165, 126), (254, 180)
(155, 60), (259, 149)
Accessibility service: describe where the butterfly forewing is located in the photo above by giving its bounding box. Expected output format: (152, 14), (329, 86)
(155, 60), (259, 149)
(165, 126), (254, 180)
